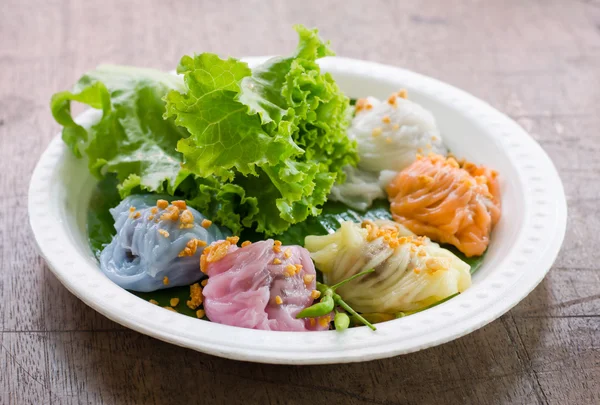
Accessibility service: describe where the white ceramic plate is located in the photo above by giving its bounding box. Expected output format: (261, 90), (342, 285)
(29, 57), (566, 364)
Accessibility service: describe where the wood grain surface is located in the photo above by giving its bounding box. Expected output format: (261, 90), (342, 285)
(1, 0), (599, 404)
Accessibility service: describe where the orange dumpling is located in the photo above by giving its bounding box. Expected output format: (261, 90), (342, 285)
(386, 154), (501, 257)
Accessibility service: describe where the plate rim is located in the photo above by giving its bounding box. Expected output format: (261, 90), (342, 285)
(29, 56), (567, 364)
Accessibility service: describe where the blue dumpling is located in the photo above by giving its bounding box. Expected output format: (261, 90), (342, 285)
(100, 194), (230, 292)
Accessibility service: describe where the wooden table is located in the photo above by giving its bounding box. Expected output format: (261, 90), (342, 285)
(2, 0), (599, 403)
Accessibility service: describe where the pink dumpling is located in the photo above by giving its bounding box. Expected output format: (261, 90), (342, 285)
(202, 240), (330, 331)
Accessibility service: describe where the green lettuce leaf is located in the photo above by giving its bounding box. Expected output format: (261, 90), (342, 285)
(51, 65), (251, 235)
(87, 174), (122, 258)
(235, 25), (333, 125)
(165, 54), (301, 181)
(165, 25), (357, 235)
(183, 176), (259, 235)
(54, 25), (358, 237)
(50, 65), (190, 196)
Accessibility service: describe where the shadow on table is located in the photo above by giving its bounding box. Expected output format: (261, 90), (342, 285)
(41, 266), (552, 405)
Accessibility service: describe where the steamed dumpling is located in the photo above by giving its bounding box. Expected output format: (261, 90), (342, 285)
(351, 94), (447, 173)
(100, 195), (230, 292)
(329, 92), (447, 210)
(387, 153), (501, 257)
(327, 166), (386, 211)
(202, 239), (330, 331)
(305, 219), (471, 313)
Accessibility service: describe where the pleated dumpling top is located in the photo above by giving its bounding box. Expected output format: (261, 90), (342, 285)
(201, 239), (330, 331)
(305, 220), (471, 313)
(386, 153), (501, 257)
(100, 195), (230, 292)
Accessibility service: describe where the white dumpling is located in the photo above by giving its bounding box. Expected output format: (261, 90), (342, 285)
(305, 219), (471, 313)
(350, 95), (447, 174)
(329, 94), (448, 208)
(328, 166), (386, 211)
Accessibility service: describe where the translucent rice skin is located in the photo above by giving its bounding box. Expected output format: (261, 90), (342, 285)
(329, 94), (448, 210)
(305, 220), (471, 313)
(327, 166), (385, 211)
(349, 95), (447, 174)
(387, 154), (501, 257)
(202, 240), (330, 331)
(100, 194), (230, 292)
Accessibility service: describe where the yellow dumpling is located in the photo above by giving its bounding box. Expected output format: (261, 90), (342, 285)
(305, 220), (471, 313)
